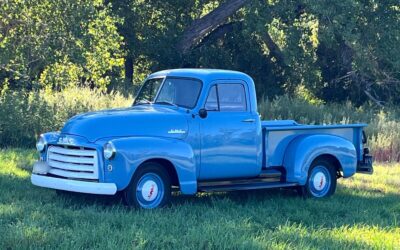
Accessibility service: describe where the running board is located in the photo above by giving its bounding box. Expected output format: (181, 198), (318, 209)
(198, 181), (298, 192)
(259, 168), (283, 179)
(198, 169), (283, 188)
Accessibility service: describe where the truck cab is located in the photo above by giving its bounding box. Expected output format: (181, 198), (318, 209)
(31, 69), (373, 209)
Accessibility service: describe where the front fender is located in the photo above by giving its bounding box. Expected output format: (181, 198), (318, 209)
(283, 134), (357, 185)
(104, 136), (197, 194)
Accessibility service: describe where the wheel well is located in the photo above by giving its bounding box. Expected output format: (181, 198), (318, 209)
(140, 158), (179, 187)
(313, 154), (343, 176)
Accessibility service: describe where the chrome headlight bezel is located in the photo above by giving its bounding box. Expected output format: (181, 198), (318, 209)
(103, 142), (116, 160)
(36, 135), (46, 152)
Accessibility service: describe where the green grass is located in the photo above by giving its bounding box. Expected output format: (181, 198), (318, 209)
(0, 149), (399, 249)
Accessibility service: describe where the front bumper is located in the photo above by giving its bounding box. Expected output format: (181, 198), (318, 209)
(31, 174), (117, 195)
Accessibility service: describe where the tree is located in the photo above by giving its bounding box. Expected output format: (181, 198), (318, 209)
(0, 0), (125, 90)
(1, 0), (399, 105)
(176, 0), (248, 54)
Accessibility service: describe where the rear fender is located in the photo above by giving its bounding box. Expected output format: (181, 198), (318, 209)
(104, 137), (197, 194)
(283, 134), (357, 185)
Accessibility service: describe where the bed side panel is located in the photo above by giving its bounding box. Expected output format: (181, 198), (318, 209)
(264, 127), (357, 167)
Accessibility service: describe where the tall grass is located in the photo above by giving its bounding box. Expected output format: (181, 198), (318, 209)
(0, 88), (398, 162)
(259, 95), (400, 162)
(0, 87), (132, 147)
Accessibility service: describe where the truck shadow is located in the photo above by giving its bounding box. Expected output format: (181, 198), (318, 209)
(3, 173), (398, 230)
(3, 176), (394, 249)
(49, 186), (301, 208)
(51, 185), (399, 229)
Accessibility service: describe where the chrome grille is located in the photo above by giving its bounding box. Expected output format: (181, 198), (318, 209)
(47, 145), (99, 180)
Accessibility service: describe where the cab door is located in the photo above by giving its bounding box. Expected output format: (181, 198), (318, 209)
(198, 81), (260, 180)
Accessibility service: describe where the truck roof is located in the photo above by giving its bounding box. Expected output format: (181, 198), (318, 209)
(148, 68), (253, 83)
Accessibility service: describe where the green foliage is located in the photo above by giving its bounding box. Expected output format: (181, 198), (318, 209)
(1, 0), (399, 103)
(0, 0), (125, 90)
(0, 0), (399, 159)
(304, 0), (400, 103)
(0, 87), (132, 147)
(258, 95), (400, 162)
(0, 86), (399, 162)
(1, 148), (399, 248)
(234, 0), (400, 103)
(39, 58), (84, 90)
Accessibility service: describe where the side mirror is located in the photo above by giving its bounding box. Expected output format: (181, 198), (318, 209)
(199, 108), (208, 119)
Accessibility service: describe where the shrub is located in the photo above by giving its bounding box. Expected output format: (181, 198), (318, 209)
(259, 95), (400, 162)
(0, 87), (132, 147)
(0, 89), (398, 162)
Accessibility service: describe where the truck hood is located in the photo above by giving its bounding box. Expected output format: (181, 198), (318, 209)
(61, 105), (189, 142)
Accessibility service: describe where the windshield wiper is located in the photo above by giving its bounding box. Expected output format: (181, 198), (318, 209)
(154, 101), (178, 107)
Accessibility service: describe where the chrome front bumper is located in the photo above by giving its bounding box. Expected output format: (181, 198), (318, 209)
(31, 174), (117, 195)
(31, 161), (117, 195)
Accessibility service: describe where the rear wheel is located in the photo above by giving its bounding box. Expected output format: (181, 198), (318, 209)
(298, 159), (337, 198)
(123, 162), (171, 209)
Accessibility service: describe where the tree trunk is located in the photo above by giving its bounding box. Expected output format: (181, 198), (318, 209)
(193, 22), (238, 50)
(259, 32), (286, 66)
(177, 0), (248, 54)
(124, 56), (134, 83)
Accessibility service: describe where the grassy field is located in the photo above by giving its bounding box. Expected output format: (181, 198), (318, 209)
(0, 149), (399, 249)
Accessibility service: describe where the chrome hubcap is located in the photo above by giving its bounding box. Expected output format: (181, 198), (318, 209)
(309, 165), (331, 197)
(136, 173), (164, 209)
(312, 172), (327, 191)
(141, 180), (158, 202)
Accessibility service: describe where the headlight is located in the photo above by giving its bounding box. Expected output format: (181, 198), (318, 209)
(103, 142), (116, 159)
(36, 136), (46, 152)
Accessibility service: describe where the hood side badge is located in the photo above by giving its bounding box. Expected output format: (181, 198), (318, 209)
(168, 129), (186, 134)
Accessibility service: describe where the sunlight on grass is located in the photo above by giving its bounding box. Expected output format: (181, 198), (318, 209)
(0, 149), (35, 178)
(0, 204), (20, 217)
(341, 164), (400, 195)
(0, 149), (399, 249)
(271, 223), (400, 249)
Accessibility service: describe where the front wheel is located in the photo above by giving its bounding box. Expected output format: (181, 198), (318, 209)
(123, 163), (171, 209)
(298, 159), (337, 198)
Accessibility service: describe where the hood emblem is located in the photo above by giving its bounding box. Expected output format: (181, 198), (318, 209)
(58, 136), (75, 145)
(168, 129), (186, 134)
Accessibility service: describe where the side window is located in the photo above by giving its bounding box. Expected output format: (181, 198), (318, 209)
(204, 84), (247, 112)
(205, 85), (218, 111)
(218, 84), (247, 111)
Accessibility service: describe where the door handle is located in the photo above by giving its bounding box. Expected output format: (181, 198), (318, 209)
(241, 118), (255, 123)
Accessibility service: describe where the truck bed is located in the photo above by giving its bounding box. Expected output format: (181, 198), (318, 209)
(262, 120), (366, 168)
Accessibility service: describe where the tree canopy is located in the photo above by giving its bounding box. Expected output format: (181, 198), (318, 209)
(1, 0), (399, 104)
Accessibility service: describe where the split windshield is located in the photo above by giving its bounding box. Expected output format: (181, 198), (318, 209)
(134, 77), (202, 109)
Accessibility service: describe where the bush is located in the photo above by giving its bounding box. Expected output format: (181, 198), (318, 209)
(0, 89), (398, 162)
(0, 87), (132, 147)
(259, 95), (400, 162)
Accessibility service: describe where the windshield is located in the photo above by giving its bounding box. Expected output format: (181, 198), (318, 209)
(134, 78), (164, 105)
(134, 77), (202, 108)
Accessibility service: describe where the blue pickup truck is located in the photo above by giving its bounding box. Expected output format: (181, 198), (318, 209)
(31, 69), (373, 209)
